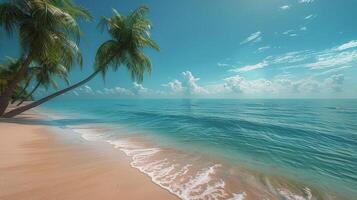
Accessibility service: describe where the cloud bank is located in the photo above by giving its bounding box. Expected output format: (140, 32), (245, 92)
(37, 41), (356, 99)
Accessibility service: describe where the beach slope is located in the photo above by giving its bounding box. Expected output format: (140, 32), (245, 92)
(0, 111), (177, 200)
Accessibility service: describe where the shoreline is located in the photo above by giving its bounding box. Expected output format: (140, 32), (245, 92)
(1, 103), (354, 200)
(0, 110), (178, 200)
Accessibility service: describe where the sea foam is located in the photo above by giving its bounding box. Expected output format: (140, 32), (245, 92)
(68, 126), (239, 199)
(107, 138), (238, 200)
(67, 124), (320, 200)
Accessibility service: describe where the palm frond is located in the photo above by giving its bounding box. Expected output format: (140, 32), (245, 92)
(0, 0), (89, 80)
(52, 0), (92, 22)
(0, 2), (25, 35)
(95, 6), (159, 83)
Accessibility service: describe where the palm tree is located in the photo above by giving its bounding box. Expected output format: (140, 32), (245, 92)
(0, 58), (34, 102)
(0, 57), (21, 94)
(11, 76), (32, 103)
(0, 0), (91, 115)
(0, 57), (31, 103)
(12, 86), (34, 102)
(16, 62), (70, 106)
(3, 6), (159, 118)
(10, 62), (43, 104)
(10, 60), (71, 104)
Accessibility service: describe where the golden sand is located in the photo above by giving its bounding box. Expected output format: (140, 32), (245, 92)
(0, 110), (178, 200)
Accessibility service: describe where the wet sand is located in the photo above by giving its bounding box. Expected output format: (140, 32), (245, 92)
(0, 109), (178, 200)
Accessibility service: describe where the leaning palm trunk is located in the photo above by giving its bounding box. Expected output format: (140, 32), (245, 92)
(16, 80), (42, 106)
(0, 56), (32, 116)
(2, 6), (158, 118)
(3, 70), (99, 118)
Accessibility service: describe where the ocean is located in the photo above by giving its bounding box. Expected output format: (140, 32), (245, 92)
(39, 99), (357, 200)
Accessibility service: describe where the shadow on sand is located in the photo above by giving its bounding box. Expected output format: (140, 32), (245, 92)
(0, 114), (105, 127)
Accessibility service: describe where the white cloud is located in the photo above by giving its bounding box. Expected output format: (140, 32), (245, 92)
(95, 90), (103, 95)
(224, 75), (278, 95)
(306, 50), (357, 69)
(162, 80), (184, 93)
(63, 40), (356, 99)
(314, 66), (352, 76)
(294, 79), (320, 93)
(223, 75), (244, 93)
(97, 83), (163, 97)
(240, 31), (262, 45)
(75, 85), (95, 95)
(299, 0), (314, 3)
(236, 40), (357, 71)
(280, 5), (290, 10)
(217, 62), (231, 67)
(304, 14), (314, 20)
(227, 50), (313, 74)
(133, 82), (151, 96)
(335, 40), (357, 51)
(182, 71), (209, 95)
(161, 72), (345, 98)
(257, 46), (271, 52)
(114, 87), (134, 96)
(223, 75), (282, 95)
(300, 27), (307, 31)
(230, 61), (268, 73)
(163, 71), (208, 96)
(324, 74), (345, 92)
(102, 88), (115, 95)
(222, 74), (345, 96)
(269, 50), (312, 65)
(304, 41), (357, 69)
(76, 85), (94, 94)
(91, 83), (164, 98)
(83, 85), (94, 94)
(283, 30), (299, 37)
(283, 30), (293, 35)
(102, 87), (134, 96)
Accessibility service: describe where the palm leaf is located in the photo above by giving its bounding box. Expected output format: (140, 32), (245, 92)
(95, 6), (159, 83)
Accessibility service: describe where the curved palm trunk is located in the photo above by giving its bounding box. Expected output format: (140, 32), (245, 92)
(11, 78), (32, 104)
(3, 70), (99, 118)
(0, 56), (32, 116)
(16, 80), (42, 106)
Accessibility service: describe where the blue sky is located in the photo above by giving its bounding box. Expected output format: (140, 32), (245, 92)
(1, 0), (357, 98)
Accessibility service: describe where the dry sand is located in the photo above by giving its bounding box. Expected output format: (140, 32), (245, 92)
(0, 110), (178, 200)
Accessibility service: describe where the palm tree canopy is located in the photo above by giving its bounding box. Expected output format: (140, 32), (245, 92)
(0, 57), (21, 89)
(0, 57), (70, 96)
(0, 57), (28, 93)
(52, 0), (92, 22)
(95, 6), (159, 83)
(30, 62), (70, 89)
(0, 0), (91, 70)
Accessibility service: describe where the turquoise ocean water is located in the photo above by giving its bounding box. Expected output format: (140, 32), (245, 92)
(40, 99), (357, 200)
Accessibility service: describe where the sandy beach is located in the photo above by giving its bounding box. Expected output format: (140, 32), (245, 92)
(0, 109), (178, 200)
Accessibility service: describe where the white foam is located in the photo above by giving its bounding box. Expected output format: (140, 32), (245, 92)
(178, 164), (227, 200)
(64, 128), (247, 200)
(228, 192), (246, 200)
(134, 159), (231, 200)
(106, 138), (237, 200)
(278, 187), (313, 200)
(107, 140), (137, 149)
(304, 187), (312, 200)
(71, 128), (104, 141)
